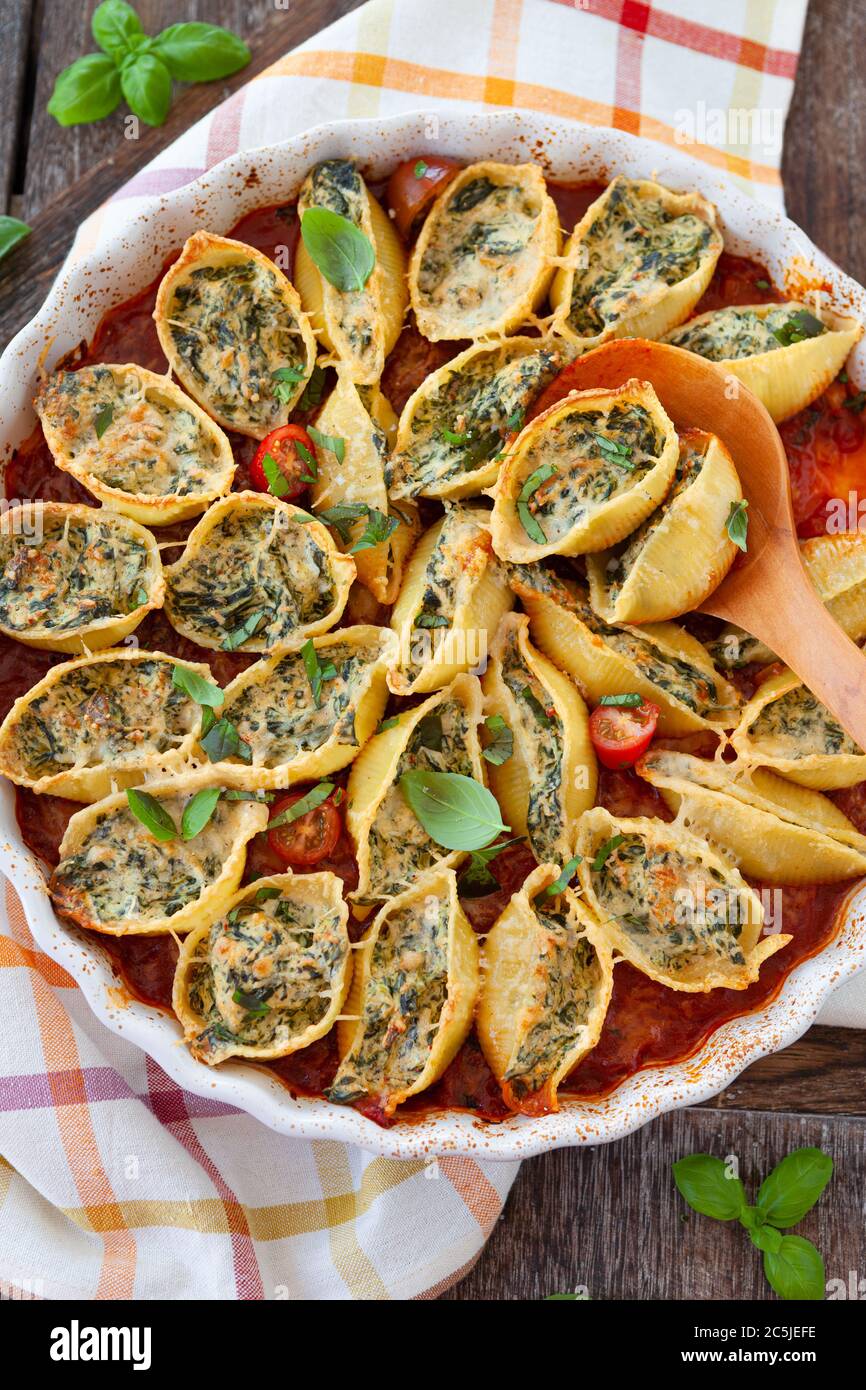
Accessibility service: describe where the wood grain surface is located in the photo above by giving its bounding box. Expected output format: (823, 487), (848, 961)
(1, 0), (864, 1303)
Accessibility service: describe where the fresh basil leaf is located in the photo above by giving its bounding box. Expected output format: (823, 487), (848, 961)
(298, 364), (327, 411)
(48, 54), (122, 126)
(749, 1223), (783, 1254)
(378, 716), (401, 732)
(121, 53), (171, 127)
(756, 1147), (833, 1228)
(268, 781), (334, 830)
(415, 712), (444, 751)
(536, 855), (582, 901)
(482, 713), (513, 766)
(351, 508), (399, 554)
(517, 462), (557, 545)
(400, 770), (508, 851)
(591, 835), (625, 871)
(200, 705), (216, 737)
(672, 1155), (747, 1221)
(521, 684), (553, 728)
(598, 692), (642, 707)
(414, 160), (428, 178)
(262, 451), (289, 498)
(414, 612), (449, 629)
(592, 433), (635, 469)
(458, 836), (525, 897)
(224, 789), (274, 803)
(726, 498), (749, 553)
(0, 216), (31, 264)
(126, 788), (176, 842)
(171, 664), (224, 709)
(301, 638), (337, 708)
(231, 986), (270, 1016)
(94, 403), (113, 438)
(271, 365), (305, 405)
(181, 786), (221, 841)
(301, 502), (364, 544)
(441, 427), (468, 445)
(153, 22), (251, 82)
(307, 425), (346, 464)
(300, 207), (376, 293)
(506, 407), (525, 433)
(222, 611), (265, 651)
(295, 441), (317, 482)
(772, 309), (825, 347)
(763, 1235), (825, 1301)
(254, 885), (282, 901)
(92, 0), (143, 60)
(200, 717), (252, 764)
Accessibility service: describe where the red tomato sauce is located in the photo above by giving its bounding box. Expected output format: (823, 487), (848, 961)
(5, 183), (864, 1127)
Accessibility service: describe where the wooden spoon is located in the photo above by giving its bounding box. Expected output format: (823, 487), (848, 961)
(550, 337), (866, 749)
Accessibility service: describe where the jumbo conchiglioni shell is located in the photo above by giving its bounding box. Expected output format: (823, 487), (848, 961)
(481, 612), (596, 865)
(729, 668), (866, 790)
(490, 379), (679, 561)
(329, 866), (479, 1116)
(476, 862), (614, 1115)
(550, 176), (722, 350)
(586, 429), (741, 623)
(409, 160), (560, 341)
(154, 231), (317, 439)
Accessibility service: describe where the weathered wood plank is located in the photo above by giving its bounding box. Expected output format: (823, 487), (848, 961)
(0, 0), (34, 213)
(442, 1109), (866, 1300)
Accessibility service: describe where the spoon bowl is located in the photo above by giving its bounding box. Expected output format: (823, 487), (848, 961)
(542, 338), (866, 748)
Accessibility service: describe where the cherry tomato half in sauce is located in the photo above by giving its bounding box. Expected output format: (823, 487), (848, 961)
(386, 156), (462, 240)
(267, 790), (342, 867)
(589, 700), (660, 770)
(249, 424), (318, 499)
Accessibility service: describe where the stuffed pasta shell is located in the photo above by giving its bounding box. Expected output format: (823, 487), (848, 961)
(200, 626), (397, 790)
(662, 302), (863, 423)
(638, 748), (866, 884)
(585, 429), (741, 623)
(409, 161), (560, 341)
(294, 159), (407, 384)
(387, 338), (562, 501)
(491, 380), (678, 560)
(729, 668), (866, 790)
(34, 364), (236, 526)
(154, 232), (317, 438)
(576, 807), (790, 992)
(481, 613), (596, 865)
(511, 564), (740, 735)
(328, 867), (479, 1116)
(550, 176), (722, 349)
(49, 772), (268, 936)
(477, 862), (614, 1115)
(173, 871), (352, 1064)
(387, 505), (513, 696)
(346, 673), (485, 902)
(0, 649), (211, 802)
(308, 371), (419, 604)
(0, 502), (163, 654)
(164, 492), (355, 653)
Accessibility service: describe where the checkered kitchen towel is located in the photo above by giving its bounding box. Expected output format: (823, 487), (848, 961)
(1, 0), (816, 1301)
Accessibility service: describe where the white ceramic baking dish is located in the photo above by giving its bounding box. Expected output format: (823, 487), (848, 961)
(1, 109), (864, 1160)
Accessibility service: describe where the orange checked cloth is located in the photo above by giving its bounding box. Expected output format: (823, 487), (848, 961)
(0, 0), (813, 1301)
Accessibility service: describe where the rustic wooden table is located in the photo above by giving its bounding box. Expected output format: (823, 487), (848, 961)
(1, 0), (864, 1302)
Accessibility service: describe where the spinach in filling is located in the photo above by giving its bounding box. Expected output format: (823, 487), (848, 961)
(748, 685), (861, 757)
(500, 627), (568, 864)
(665, 303), (824, 362)
(0, 517), (150, 634)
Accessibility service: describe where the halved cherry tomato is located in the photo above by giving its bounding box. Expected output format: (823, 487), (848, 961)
(267, 789), (342, 867)
(386, 156), (462, 240)
(589, 700), (660, 770)
(249, 424), (318, 499)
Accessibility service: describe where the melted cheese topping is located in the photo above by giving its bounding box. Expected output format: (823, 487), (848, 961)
(5, 656), (197, 779)
(387, 345), (559, 498)
(188, 893), (348, 1062)
(329, 892), (449, 1102)
(0, 514), (152, 636)
(499, 623), (567, 864)
(35, 367), (228, 498)
(299, 161), (380, 380)
(567, 178), (716, 339)
(665, 303), (821, 362)
(166, 505), (336, 650)
(365, 697), (476, 898)
(748, 685), (861, 758)
(163, 258), (308, 432)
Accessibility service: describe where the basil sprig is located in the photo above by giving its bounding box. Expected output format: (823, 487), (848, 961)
(47, 2), (250, 129)
(300, 207), (375, 293)
(125, 785), (223, 842)
(517, 463), (557, 545)
(400, 770), (508, 852)
(725, 498), (749, 552)
(673, 1148), (832, 1301)
(0, 216), (31, 265)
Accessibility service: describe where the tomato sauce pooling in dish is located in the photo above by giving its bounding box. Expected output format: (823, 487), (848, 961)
(5, 180), (861, 1126)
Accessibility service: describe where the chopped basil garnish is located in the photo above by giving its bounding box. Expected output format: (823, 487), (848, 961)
(517, 462), (558, 545)
(772, 309), (825, 347)
(200, 717), (252, 764)
(172, 664), (224, 709)
(268, 781), (334, 830)
(307, 425), (346, 464)
(302, 637), (337, 708)
(415, 711), (444, 751)
(295, 440), (318, 483)
(726, 498), (749, 552)
(94, 403), (113, 438)
(378, 716), (401, 732)
(297, 364), (327, 411)
(521, 684), (553, 728)
(441, 427), (469, 445)
(458, 836), (525, 898)
(224, 789), (274, 802)
(414, 611), (450, 628)
(271, 365), (306, 404)
(181, 786), (221, 840)
(222, 611), (266, 651)
(414, 160), (428, 178)
(598, 692), (642, 708)
(755, 278), (770, 290)
(232, 987), (271, 1016)
(126, 788), (176, 841)
(535, 855), (582, 901)
(592, 835), (626, 871)
(482, 713), (513, 766)
(593, 433), (635, 469)
(262, 451), (289, 498)
(350, 507), (399, 554)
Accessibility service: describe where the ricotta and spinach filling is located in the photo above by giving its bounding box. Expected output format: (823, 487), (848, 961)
(387, 346), (559, 497)
(518, 404), (664, 544)
(399, 507), (500, 683)
(747, 685), (861, 758)
(499, 624), (567, 864)
(187, 893), (348, 1062)
(329, 892), (449, 1103)
(7, 658), (197, 779)
(665, 303), (826, 362)
(166, 508), (336, 650)
(365, 698), (476, 898)
(0, 515), (151, 635)
(591, 833), (747, 976)
(567, 178), (716, 338)
(36, 367), (226, 498)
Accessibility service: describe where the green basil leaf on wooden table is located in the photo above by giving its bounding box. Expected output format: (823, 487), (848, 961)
(153, 22), (251, 82)
(672, 1154), (747, 1221)
(91, 0), (144, 60)
(47, 54), (122, 126)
